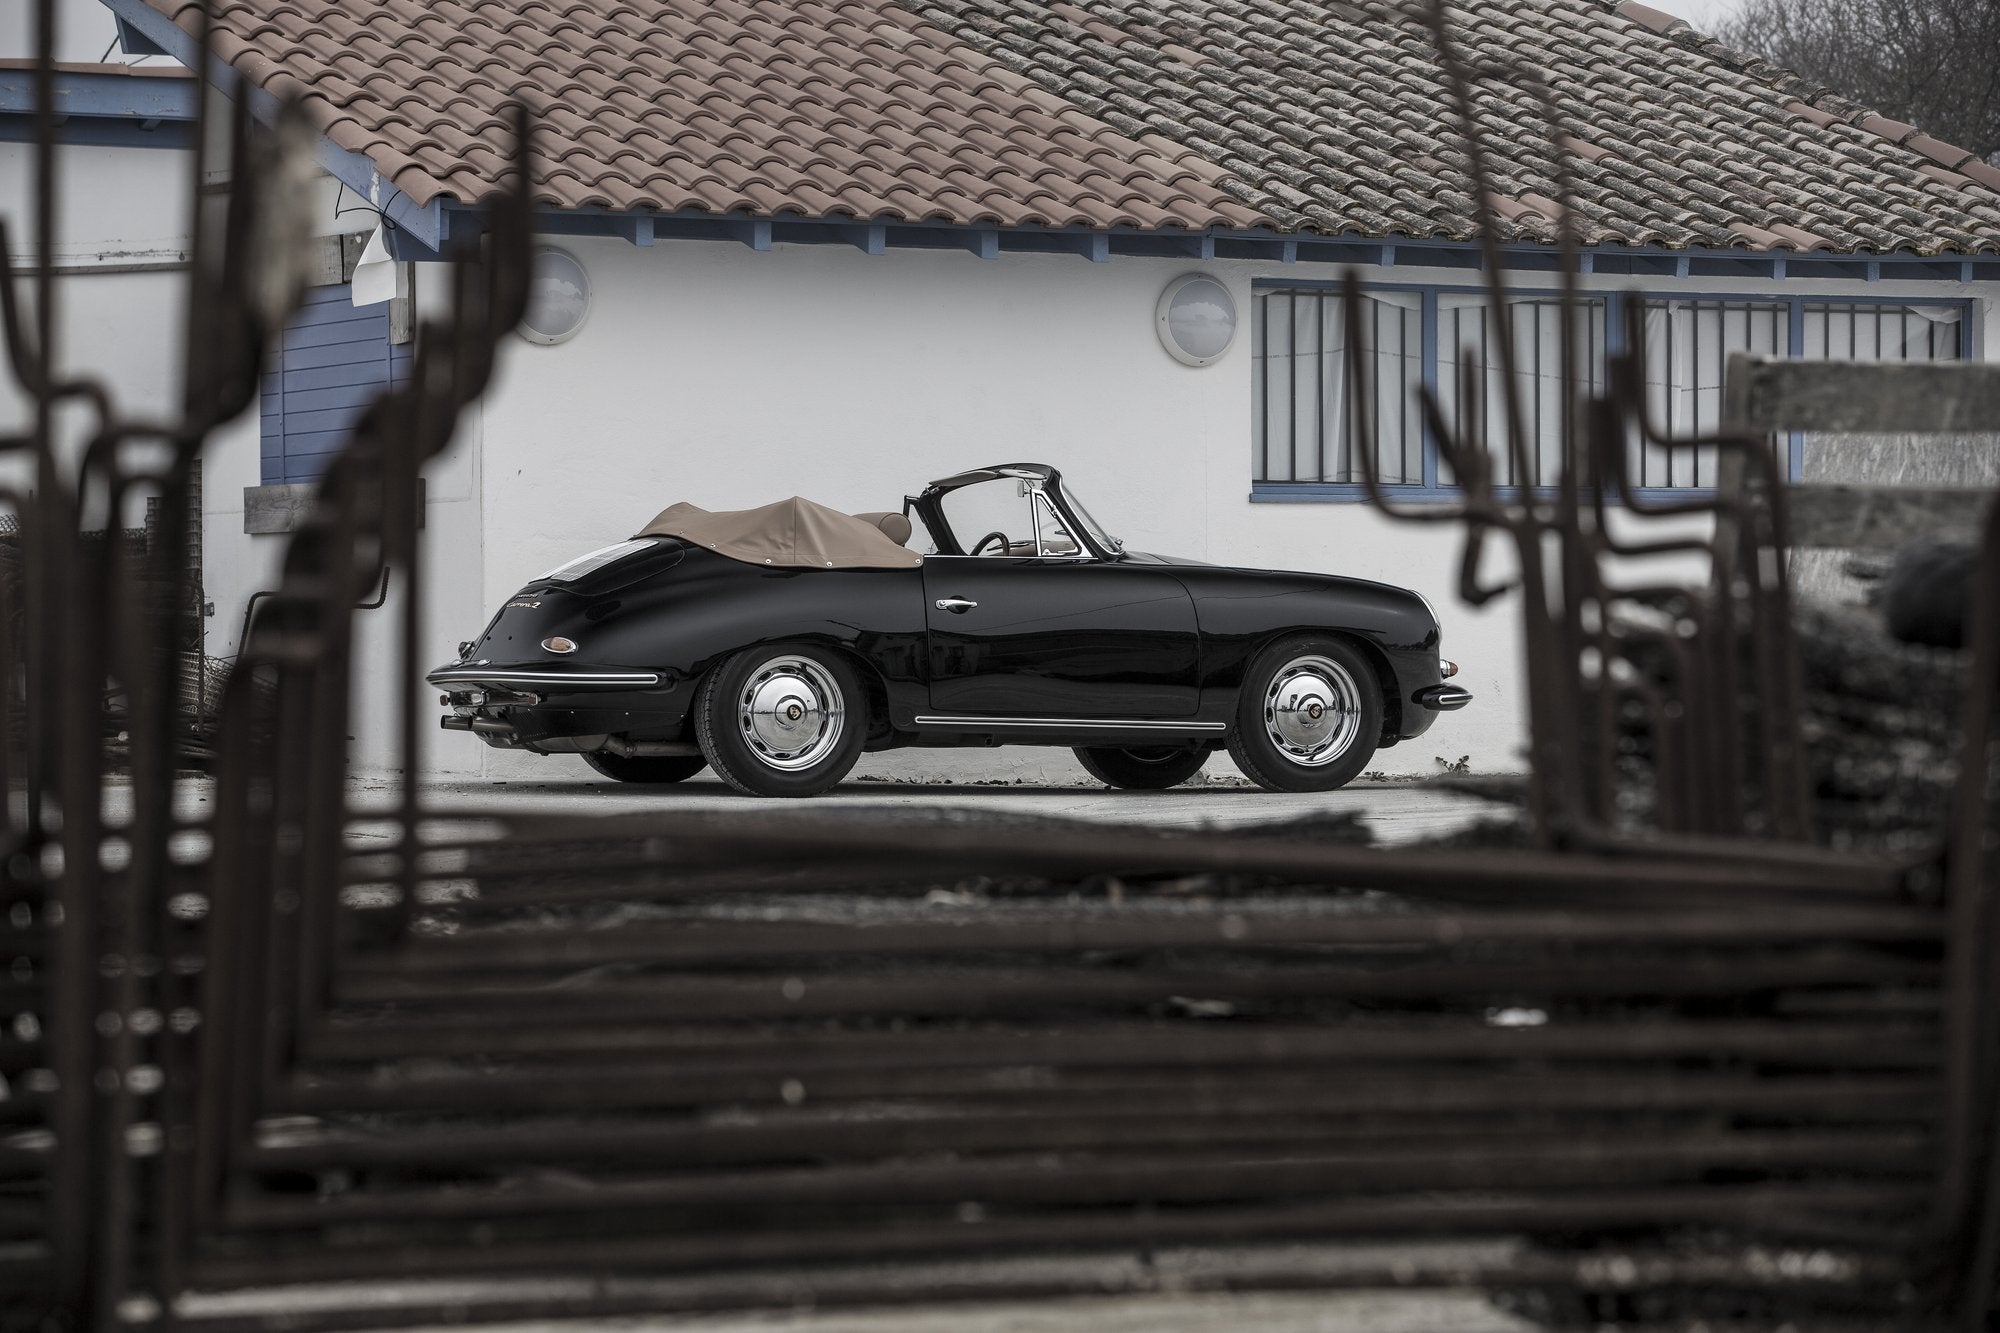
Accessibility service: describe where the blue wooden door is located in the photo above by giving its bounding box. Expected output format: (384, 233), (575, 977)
(260, 283), (409, 484)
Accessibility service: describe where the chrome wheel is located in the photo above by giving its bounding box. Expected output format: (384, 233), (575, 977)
(1262, 653), (1363, 767)
(737, 655), (844, 771)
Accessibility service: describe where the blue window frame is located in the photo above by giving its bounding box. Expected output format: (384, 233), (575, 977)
(1250, 281), (1976, 503)
(260, 283), (409, 486)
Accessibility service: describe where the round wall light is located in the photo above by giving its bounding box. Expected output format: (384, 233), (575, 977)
(1155, 273), (1237, 366)
(518, 246), (592, 345)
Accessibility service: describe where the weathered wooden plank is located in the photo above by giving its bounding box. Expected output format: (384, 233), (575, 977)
(245, 478), (426, 534)
(1725, 354), (2000, 434)
(242, 482), (317, 535)
(1786, 483), (1992, 550)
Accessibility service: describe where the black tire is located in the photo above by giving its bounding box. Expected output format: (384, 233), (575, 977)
(694, 643), (866, 797)
(581, 750), (708, 784)
(1073, 745), (1210, 790)
(1226, 635), (1383, 792)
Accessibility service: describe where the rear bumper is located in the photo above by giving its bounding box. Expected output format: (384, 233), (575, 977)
(427, 662), (665, 690)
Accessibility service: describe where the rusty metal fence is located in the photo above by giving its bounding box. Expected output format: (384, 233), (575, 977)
(3, 0), (1999, 1329)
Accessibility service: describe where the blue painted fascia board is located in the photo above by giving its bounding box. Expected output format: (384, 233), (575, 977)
(0, 116), (192, 148)
(435, 199), (2000, 282)
(94, 0), (445, 251)
(0, 66), (197, 122)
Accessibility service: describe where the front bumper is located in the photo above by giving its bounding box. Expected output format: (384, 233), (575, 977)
(1413, 683), (1474, 712)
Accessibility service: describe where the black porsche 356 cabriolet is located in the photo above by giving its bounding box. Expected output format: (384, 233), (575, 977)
(430, 464), (1470, 797)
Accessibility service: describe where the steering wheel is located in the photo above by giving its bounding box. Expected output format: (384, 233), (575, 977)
(970, 530), (1012, 556)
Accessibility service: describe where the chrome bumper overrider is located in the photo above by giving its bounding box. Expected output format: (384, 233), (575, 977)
(1414, 683), (1474, 711)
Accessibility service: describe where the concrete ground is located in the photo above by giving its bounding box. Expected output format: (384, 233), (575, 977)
(341, 747), (1507, 844)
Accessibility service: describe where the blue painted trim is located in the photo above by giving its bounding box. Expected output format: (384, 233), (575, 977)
(1252, 276), (1982, 309)
(0, 67), (197, 122)
(408, 193), (2000, 277)
(1419, 288), (1440, 490)
(0, 116), (192, 148)
(1250, 483), (1724, 505)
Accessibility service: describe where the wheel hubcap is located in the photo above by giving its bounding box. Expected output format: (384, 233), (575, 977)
(1263, 654), (1362, 767)
(738, 657), (843, 770)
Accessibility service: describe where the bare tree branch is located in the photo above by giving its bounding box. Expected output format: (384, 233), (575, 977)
(1720, 0), (2000, 162)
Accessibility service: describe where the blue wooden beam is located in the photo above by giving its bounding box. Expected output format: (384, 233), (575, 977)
(965, 228), (999, 259)
(622, 214), (654, 247)
(0, 67), (197, 122)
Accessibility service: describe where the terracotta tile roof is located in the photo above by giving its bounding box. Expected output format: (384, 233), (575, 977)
(137, 0), (1262, 231)
(136, 0), (2000, 255)
(899, 0), (2000, 254)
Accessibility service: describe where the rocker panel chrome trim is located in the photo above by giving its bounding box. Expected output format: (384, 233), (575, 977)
(914, 714), (1226, 731)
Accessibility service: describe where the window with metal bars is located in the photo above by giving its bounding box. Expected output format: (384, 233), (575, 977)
(1250, 285), (1971, 499)
(1437, 293), (1608, 489)
(1634, 299), (1790, 488)
(1251, 287), (1423, 485)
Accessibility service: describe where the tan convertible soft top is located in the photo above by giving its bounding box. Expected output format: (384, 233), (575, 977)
(635, 497), (922, 570)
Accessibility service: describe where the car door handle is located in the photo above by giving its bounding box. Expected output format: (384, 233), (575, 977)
(935, 597), (978, 613)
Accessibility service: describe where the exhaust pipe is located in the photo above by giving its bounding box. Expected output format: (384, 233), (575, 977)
(601, 736), (701, 758)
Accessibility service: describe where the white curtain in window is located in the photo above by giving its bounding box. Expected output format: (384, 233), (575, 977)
(1636, 300), (1788, 488)
(1802, 302), (1961, 362)
(1253, 289), (1422, 485)
(1436, 294), (1605, 489)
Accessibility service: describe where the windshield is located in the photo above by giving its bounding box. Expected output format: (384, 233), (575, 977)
(935, 476), (1096, 557)
(1061, 485), (1121, 553)
(541, 538), (655, 582)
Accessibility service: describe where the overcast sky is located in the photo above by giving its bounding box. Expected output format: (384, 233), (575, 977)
(1647, 0), (1746, 35)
